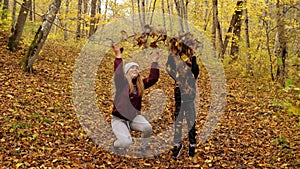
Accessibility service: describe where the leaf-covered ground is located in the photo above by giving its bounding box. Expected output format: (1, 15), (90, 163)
(0, 30), (299, 168)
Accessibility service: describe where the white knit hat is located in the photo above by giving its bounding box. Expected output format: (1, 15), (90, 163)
(124, 62), (139, 73)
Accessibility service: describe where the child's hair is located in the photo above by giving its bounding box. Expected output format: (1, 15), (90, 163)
(125, 73), (144, 97)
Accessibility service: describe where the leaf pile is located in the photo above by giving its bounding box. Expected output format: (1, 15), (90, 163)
(0, 30), (299, 168)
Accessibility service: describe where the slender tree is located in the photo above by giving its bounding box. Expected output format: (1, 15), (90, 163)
(76, 0), (82, 39)
(11, 0), (17, 31)
(244, 0), (252, 72)
(22, 0), (62, 72)
(222, 0), (243, 56)
(89, 0), (97, 37)
(63, 0), (69, 40)
(230, 1), (243, 57)
(8, 0), (31, 52)
(275, 0), (288, 86)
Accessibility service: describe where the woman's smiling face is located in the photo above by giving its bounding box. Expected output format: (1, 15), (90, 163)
(127, 65), (140, 79)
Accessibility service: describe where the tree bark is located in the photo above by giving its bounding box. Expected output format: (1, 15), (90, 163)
(212, 0), (217, 48)
(174, 0), (184, 33)
(11, 0), (17, 31)
(149, 0), (157, 25)
(275, 0), (288, 86)
(244, 0), (252, 73)
(203, 0), (210, 31)
(104, 0), (108, 20)
(22, 0), (62, 72)
(137, 0), (144, 31)
(76, 0), (82, 39)
(131, 0), (135, 33)
(8, 0), (31, 52)
(222, 0), (243, 56)
(89, 0), (97, 37)
(162, 0), (167, 32)
(83, 0), (88, 36)
(63, 0), (69, 40)
(230, 1), (243, 57)
(167, 0), (173, 33)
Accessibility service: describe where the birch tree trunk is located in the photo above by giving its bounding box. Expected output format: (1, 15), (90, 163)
(8, 0), (31, 52)
(22, 0), (62, 72)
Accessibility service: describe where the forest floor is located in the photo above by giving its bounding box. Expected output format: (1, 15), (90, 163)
(0, 29), (299, 168)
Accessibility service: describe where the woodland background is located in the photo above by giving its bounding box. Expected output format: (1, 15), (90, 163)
(0, 0), (299, 168)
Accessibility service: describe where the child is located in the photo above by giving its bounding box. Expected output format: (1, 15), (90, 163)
(166, 40), (199, 158)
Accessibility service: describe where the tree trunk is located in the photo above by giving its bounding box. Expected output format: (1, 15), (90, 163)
(183, 0), (189, 32)
(230, 1), (243, 57)
(167, 0), (173, 33)
(174, 0), (184, 33)
(162, 0), (166, 32)
(275, 0), (288, 86)
(29, 0), (33, 21)
(22, 0), (62, 72)
(32, 0), (36, 21)
(203, 0), (210, 31)
(131, 0), (135, 33)
(8, 0), (31, 52)
(104, 0), (108, 20)
(11, 0), (17, 31)
(149, 0), (157, 25)
(141, 0), (146, 26)
(222, 0), (243, 56)
(89, 0), (97, 37)
(212, 0), (223, 58)
(83, 0), (88, 36)
(137, 0), (144, 31)
(76, 0), (82, 39)
(244, 0), (252, 73)
(63, 0), (69, 40)
(212, 0), (217, 48)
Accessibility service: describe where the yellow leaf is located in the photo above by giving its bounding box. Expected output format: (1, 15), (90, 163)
(26, 88), (33, 92)
(16, 163), (23, 169)
(7, 94), (14, 99)
(144, 163), (151, 166)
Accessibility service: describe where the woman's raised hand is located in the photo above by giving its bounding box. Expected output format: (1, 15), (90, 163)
(153, 50), (162, 62)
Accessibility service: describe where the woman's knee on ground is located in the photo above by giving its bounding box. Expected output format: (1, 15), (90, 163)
(141, 124), (152, 138)
(114, 138), (133, 148)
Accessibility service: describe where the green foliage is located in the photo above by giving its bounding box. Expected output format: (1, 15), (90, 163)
(272, 135), (290, 149)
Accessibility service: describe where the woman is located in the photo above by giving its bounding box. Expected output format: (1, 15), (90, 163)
(111, 44), (161, 152)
